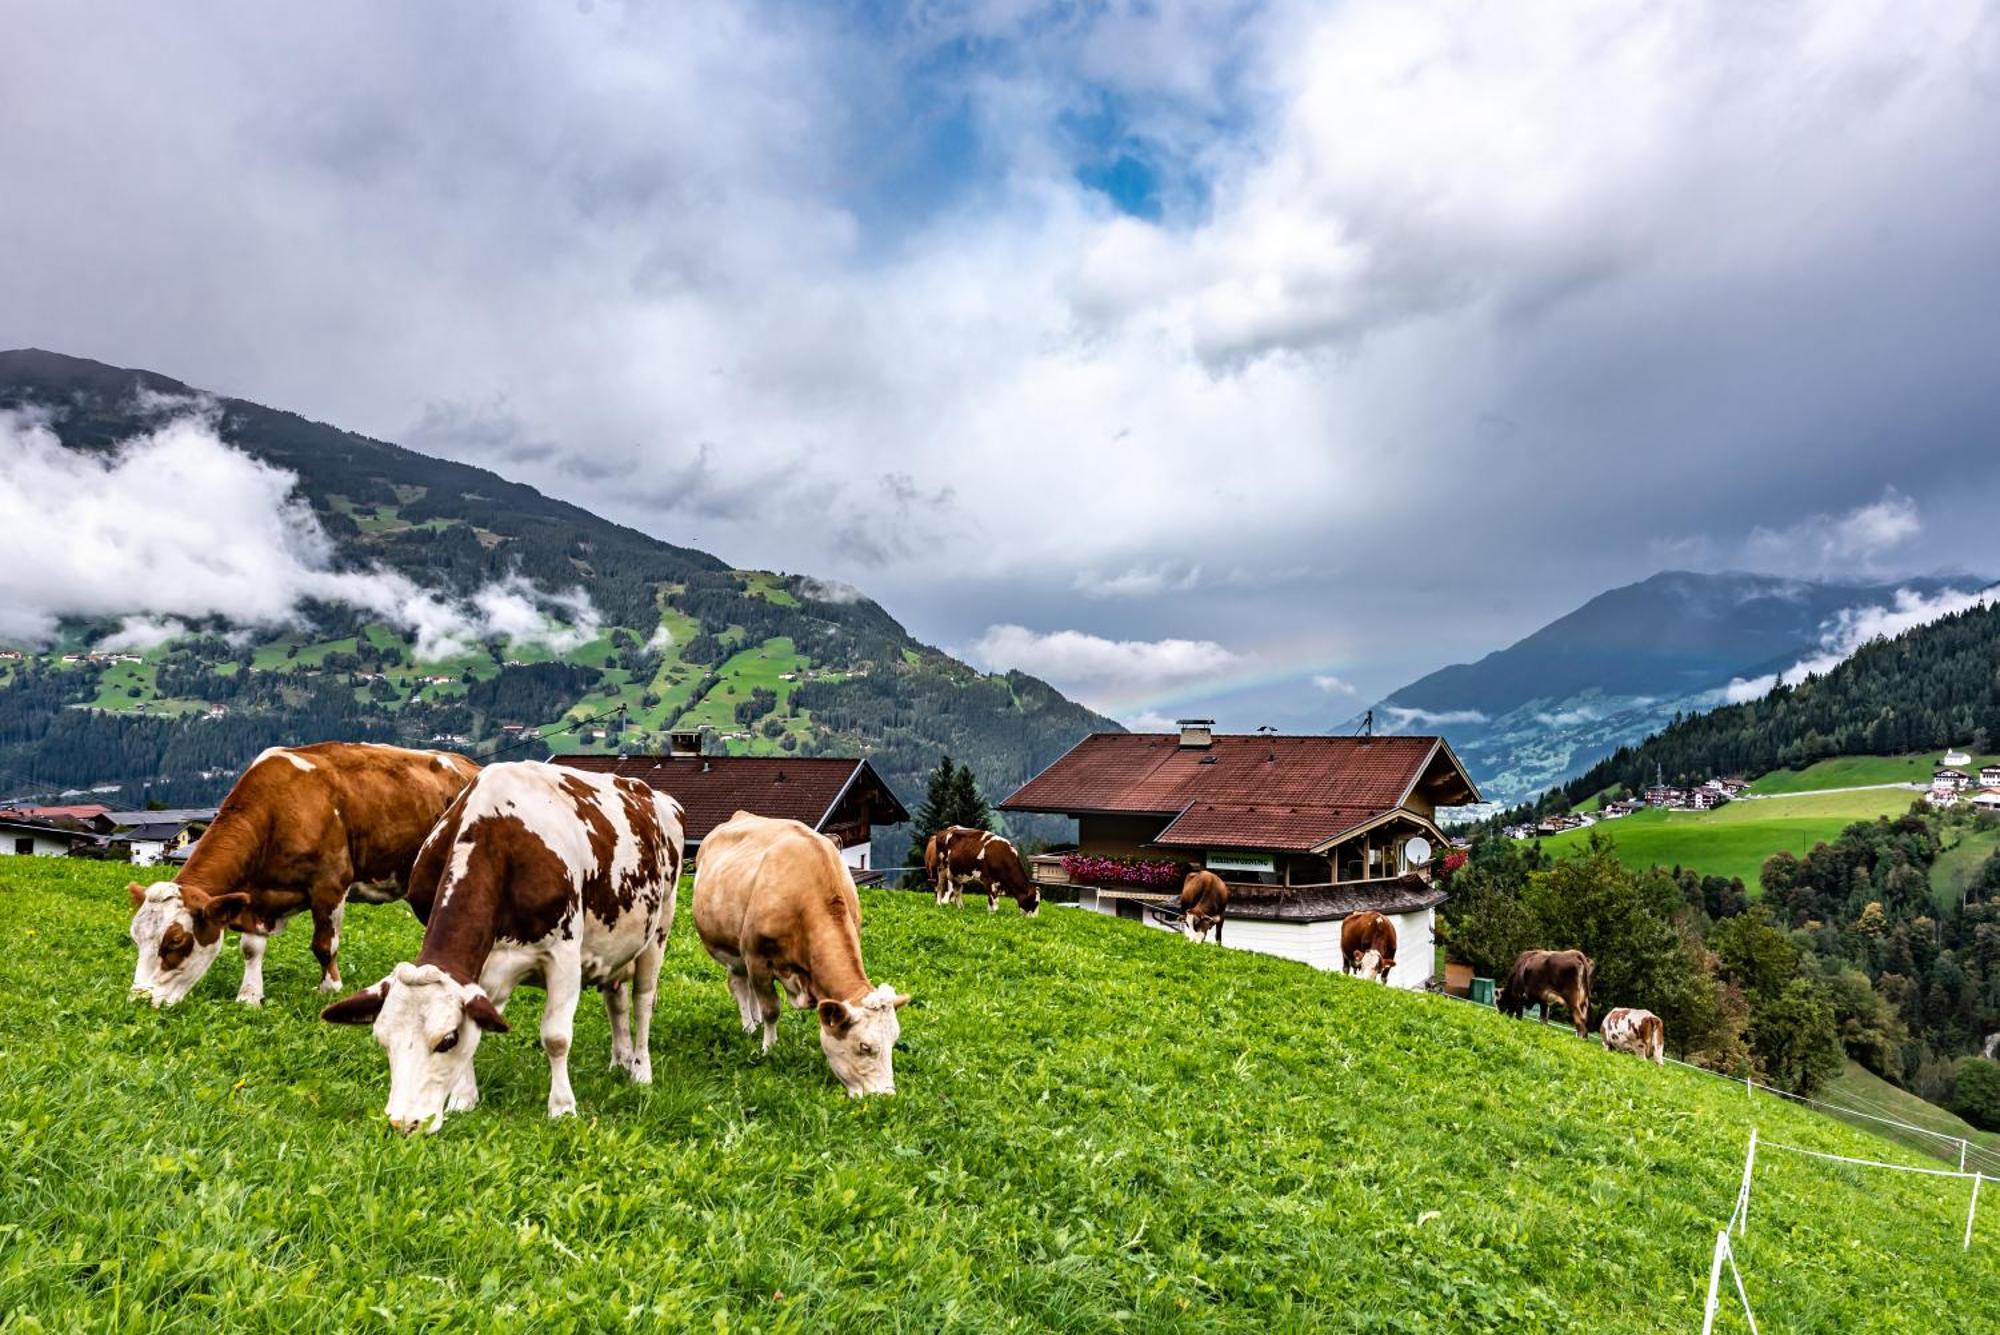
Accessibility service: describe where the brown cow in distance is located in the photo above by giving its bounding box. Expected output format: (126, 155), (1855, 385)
(1497, 949), (1596, 1038)
(1177, 869), (1228, 943)
(930, 825), (1040, 916)
(128, 742), (479, 1007)
(1601, 1007), (1666, 1065)
(1341, 910), (1397, 982)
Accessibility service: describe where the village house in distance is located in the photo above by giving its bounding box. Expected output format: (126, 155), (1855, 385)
(1000, 721), (1480, 988)
(551, 731), (908, 871)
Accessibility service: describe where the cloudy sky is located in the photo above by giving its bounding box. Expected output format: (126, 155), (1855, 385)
(4, 1), (1997, 729)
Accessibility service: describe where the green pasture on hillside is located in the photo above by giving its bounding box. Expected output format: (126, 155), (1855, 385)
(1747, 753), (2000, 795)
(1823, 1061), (2000, 1164)
(1532, 787), (1918, 888)
(2, 859), (1997, 1329)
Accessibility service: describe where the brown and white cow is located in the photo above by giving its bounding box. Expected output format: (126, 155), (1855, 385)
(1600, 1007), (1665, 1065)
(321, 761), (684, 1132)
(694, 812), (909, 1097)
(930, 824), (1039, 916)
(128, 742), (478, 1007)
(1497, 948), (1596, 1038)
(1177, 869), (1228, 943)
(1341, 910), (1397, 982)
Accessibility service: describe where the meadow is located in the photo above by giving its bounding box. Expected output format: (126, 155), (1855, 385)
(3, 859), (1997, 1330)
(1533, 787), (1916, 888)
(1746, 753), (2000, 796)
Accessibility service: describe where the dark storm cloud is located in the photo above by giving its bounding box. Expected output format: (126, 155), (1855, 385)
(2, 1), (1997, 723)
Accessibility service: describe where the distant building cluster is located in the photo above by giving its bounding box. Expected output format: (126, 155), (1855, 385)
(1505, 776), (1749, 840)
(1927, 757), (2000, 809)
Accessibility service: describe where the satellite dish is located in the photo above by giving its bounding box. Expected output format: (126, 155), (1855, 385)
(1405, 837), (1433, 867)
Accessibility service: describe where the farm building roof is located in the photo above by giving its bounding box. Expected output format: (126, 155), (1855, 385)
(102, 808), (217, 829)
(1000, 732), (1478, 852)
(1097, 874), (1446, 923)
(547, 754), (908, 845)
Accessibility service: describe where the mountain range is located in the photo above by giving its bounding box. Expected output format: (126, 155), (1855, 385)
(1360, 570), (1985, 805)
(0, 349), (1112, 842)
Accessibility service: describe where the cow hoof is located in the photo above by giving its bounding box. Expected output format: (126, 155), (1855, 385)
(547, 1096), (577, 1120)
(317, 977), (342, 994)
(236, 991), (264, 1007)
(628, 1060), (653, 1085)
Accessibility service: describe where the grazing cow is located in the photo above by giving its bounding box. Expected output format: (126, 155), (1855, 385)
(930, 824), (1039, 916)
(1497, 949), (1596, 1038)
(127, 742), (478, 1007)
(1177, 869), (1228, 943)
(322, 761), (684, 1132)
(1341, 910), (1397, 982)
(694, 812), (909, 1096)
(1601, 1007), (1665, 1065)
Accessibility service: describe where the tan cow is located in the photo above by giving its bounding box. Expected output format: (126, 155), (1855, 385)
(694, 812), (909, 1096)
(930, 824), (1039, 916)
(128, 742), (478, 1007)
(1177, 869), (1228, 943)
(1341, 910), (1397, 982)
(1600, 1007), (1665, 1065)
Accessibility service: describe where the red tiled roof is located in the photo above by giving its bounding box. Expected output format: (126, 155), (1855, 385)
(549, 754), (908, 844)
(1150, 802), (1380, 852)
(1001, 733), (1471, 815)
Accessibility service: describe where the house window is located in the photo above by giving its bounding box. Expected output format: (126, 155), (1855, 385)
(14, 838), (32, 856)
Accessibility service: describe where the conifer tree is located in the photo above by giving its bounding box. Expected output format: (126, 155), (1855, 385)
(905, 755), (961, 875)
(946, 762), (993, 833)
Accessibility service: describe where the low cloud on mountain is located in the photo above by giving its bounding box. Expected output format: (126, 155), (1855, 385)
(0, 410), (599, 658)
(1724, 584), (1997, 704)
(963, 623), (1242, 720)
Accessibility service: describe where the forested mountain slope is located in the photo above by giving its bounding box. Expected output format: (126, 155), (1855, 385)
(0, 350), (1113, 820)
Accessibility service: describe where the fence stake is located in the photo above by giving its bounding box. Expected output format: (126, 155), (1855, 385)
(1960, 1139), (1969, 1173)
(1733, 1127), (1758, 1237)
(1701, 1229), (1728, 1335)
(1968, 1172), (1983, 1252)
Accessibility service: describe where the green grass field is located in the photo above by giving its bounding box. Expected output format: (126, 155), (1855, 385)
(2, 860), (1996, 1329)
(1747, 753), (1999, 795)
(1534, 788), (1918, 888)
(1823, 1061), (2000, 1163)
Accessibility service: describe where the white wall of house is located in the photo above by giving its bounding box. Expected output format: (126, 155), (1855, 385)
(128, 839), (168, 867)
(839, 840), (871, 873)
(1069, 889), (1437, 989)
(2, 831), (75, 857)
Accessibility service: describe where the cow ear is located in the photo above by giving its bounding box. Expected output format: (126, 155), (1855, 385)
(818, 999), (854, 1036)
(195, 892), (252, 928)
(321, 986), (386, 1025)
(128, 882), (148, 909)
(465, 992), (510, 1033)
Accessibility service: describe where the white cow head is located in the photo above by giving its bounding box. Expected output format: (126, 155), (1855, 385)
(322, 962), (509, 1134)
(817, 983), (909, 1097)
(128, 882), (247, 1007)
(1359, 947), (1393, 983)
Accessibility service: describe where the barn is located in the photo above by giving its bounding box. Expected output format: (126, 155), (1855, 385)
(551, 733), (908, 872)
(999, 721), (1480, 988)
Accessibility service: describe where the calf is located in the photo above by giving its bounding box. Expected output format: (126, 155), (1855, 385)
(128, 742), (478, 1007)
(1497, 949), (1596, 1039)
(931, 824), (1039, 916)
(694, 812), (909, 1096)
(321, 762), (683, 1132)
(1341, 910), (1397, 982)
(1178, 869), (1228, 943)
(1601, 1007), (1665, 1065)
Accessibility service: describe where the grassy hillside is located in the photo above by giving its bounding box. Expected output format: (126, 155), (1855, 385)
(1747, 752), (2000, 795)
(1534, 788), (1916, 887)
(3, 860), (1995, 1329)
(1824, 1061), (2000, 1162)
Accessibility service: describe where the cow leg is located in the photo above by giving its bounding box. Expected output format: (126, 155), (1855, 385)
(541, 953), (582, 1119)
(1573, 991), (1590, 1040)
(746, 962), (783, 1052)
(601, 978), (633, 1074)
(725, 968), (764, 1038)
(626, 940), (665, 1084)
(235, 931), (269, 1005)
(309, 892), (347, 993)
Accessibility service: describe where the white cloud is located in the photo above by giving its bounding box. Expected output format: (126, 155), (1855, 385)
(0, 411), (599, 659)
(1723, 583), (1996, 703)
(1382, 706), (1488, 731)
(1748, 488), (1924, 575)
(962, 624), (1243, 700)
(1073, 562), (1203, 599)
(644, 623), (676, 653)
(95, 615), (189, 653)
(1312, 673), (1357, 695)
(797, 576), (866, 605)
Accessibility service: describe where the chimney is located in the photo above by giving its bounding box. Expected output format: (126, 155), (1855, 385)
(668, 730), (702, 759)
(1177, 718), (1215, 749)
